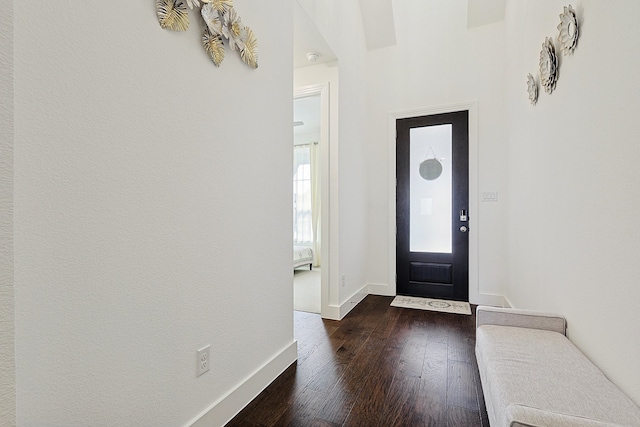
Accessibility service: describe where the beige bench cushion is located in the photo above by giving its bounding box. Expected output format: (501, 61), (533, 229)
(476, 325), (640, 427)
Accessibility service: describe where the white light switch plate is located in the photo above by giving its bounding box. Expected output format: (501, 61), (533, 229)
(481, 191), (498, 202)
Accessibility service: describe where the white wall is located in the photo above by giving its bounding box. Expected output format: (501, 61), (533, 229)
(364, 0), (509, 304)
(297, 1), (372, 314)
(504, 0), (640, 405)
(0, 0), (16, 424)
(12, 1), (295, 425)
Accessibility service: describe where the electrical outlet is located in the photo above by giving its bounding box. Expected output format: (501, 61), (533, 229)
(197, 345), (210, 377)
(341, 274), (346, 287)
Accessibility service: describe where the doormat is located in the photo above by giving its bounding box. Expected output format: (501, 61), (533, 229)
(391, 296), (471, 315)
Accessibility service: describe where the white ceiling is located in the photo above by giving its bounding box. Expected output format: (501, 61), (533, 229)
(293, 1), (337, 69)
(292, 0), (506, 137)
(293, 0), (506, 66)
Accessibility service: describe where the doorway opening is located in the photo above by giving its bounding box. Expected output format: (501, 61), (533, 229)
(388, 102), (479, 303)
(396, 111), (469, 301)
(293, 93), (322, 313)
(293, 0), (339, 318)
(293, 85), (330, 315)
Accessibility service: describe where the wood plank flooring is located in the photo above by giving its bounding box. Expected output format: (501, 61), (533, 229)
(226, 295), (489, 427)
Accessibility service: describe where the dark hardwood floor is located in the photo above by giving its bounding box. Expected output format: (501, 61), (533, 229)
(226, 295), (489, 427)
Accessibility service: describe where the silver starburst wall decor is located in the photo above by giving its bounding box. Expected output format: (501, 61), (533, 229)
(539, 37), (558, 94)
(156, 0), (258, 69)
(557, 5), (579, 55)
(526, 73), (538, 105)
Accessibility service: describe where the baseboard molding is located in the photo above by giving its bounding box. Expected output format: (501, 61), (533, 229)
(339, 285), (368, 319)
(471, 292), (507, 307)
(323, 284), (506, 318)
(322, 304), (341, 320)
(367, 282), (395, 296)
(503, 295), (514, 308)
(324, 284), (369, 320)
(187, 341), (298, 427)
(367, 282), (506, 308)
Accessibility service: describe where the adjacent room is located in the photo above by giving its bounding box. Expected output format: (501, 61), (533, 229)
(293, 93), (321, 314)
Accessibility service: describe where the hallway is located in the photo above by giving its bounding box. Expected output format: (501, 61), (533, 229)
(227, 295), (489, 426)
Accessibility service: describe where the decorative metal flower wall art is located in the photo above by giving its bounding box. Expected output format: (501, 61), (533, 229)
(156, 0), (258, 69)
(526, 73), (538, 105)
(557, 5), (579, 55)
(157, 0), (190, 31)
(539, 37), (558, 94)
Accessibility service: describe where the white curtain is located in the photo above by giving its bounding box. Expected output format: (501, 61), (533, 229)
(310, 142), (321, 267)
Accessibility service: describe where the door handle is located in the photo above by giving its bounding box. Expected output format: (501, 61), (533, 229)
(459, 225), (468, 233)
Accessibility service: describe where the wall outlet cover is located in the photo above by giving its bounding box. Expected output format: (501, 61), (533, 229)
(197, 345), (211, 377)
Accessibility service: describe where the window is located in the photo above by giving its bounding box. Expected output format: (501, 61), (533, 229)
(293, 145), (312, 245)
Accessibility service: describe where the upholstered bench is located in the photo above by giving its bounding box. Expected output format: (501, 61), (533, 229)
(475, 306), (640, 426)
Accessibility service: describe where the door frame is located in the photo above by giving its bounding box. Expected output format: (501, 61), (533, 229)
(294, 83), (333, 318)
(388, 101), (479, 303)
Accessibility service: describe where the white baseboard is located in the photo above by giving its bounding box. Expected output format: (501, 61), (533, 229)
(471, 292), (507, 307)
(367, 281), (507, 308)
(187, 341), (298, 427)
(339, 285), (368, 319)
(322, 304), (341, 320)
(367, 282), (395, 296)
(323, 284), (369, 320)
(503, 295), (514, 308)
(324, 283), (508, 318)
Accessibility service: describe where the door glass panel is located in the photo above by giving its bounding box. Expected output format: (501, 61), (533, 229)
(409, 124), (452, 253)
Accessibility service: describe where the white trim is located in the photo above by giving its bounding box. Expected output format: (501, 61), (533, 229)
(323, 304), (341, 320)
(367, 282), (395, 296)
(503, 295), (514, 308)
(388, 101), (492, 303)
(294, 83), (335, 319)
(340, 285), (368, 319)
(187, 341), (298, 427)
(475, 293), (507, 307)
(323, 284), (369, 320)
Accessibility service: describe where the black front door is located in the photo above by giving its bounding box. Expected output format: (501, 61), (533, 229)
(396, 111), (469, 301)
